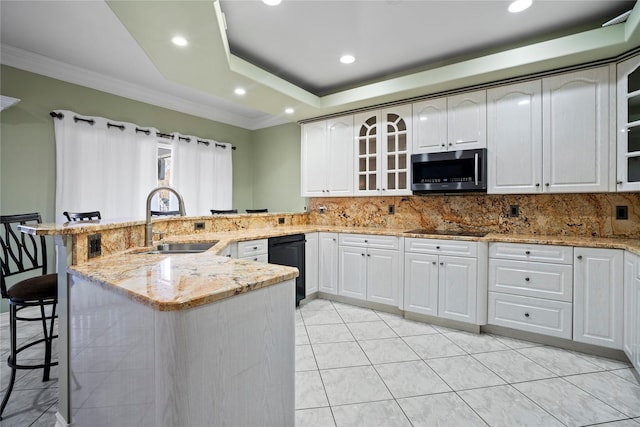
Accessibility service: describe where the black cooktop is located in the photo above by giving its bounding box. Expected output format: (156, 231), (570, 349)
(404, 229), (488, 238)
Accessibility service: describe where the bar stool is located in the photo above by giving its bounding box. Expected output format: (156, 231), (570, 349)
(245, 209), (268, 213)
(210, 209), (238, 214)
(63, 210), (101, 221)
(0, 213), (58, 420)
(150, 210), (180, 216)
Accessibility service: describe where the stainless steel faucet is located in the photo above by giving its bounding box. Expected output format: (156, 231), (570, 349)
(145, 186), (186, 246)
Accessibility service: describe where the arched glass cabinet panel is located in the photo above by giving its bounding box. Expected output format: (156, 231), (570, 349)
(617, 55), (640, 191)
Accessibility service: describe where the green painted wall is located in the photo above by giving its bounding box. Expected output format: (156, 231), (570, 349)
(0, 65), (259, 222)
(251, 122), (307, 213)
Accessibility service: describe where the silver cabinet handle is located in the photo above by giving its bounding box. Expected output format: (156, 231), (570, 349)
(436, 246), (440, 250)
(617, 181), (623, 185)
(432, 261), (436, 265)
(525, 277), (530, 282)
(525, 251), (531, 255)
(524, 312), (530, 318)
(367, 254), (371, 257)
(577, 255), (583, 260)
(545, 183), (550, 187)
(440, 262), (444, 266)
(361, 253), (365, 257)
(474, 152), (479, 186)
(535, 183), (540, 187)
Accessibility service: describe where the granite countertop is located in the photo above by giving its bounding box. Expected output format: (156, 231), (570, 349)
(30, 221), (640, 312)
(68, 249), (299, 311)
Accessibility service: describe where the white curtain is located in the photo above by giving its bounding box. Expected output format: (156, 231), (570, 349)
(172, 133), (233, 216)
(53, 110), (158, 222)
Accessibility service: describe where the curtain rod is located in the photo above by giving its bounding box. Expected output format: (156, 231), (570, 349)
(49, 112), (237, 150)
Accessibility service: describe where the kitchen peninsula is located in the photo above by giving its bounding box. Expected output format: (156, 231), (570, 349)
(18, 216), (302, 427)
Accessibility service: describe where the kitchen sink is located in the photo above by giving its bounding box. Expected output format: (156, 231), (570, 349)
(143, 241), (218, 254)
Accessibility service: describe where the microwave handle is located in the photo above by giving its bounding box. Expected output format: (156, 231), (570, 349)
(474, 152), (479, 186)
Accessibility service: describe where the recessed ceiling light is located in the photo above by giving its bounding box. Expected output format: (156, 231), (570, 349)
(508, 0), (532, 13)
(285, 108), (295, 114)
(262, 0), (282, 5)
(171, 36), (188, 47)
(234, 87), (246, 96)
(340, 54), (356, 64)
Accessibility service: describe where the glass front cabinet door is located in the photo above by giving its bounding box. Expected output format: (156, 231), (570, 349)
(354, 105), (412, 196)
(617, 54), (640, 192)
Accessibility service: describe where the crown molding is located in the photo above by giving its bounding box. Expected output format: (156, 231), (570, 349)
(0, 44), (284, 130)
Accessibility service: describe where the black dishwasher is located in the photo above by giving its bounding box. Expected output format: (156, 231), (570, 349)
(268, 234), (305, 306)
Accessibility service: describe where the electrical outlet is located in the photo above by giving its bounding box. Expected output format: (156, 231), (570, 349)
(509, 205), (519, 217)
(278, 217), (285, 224)
(616, 205), (628, 220)
(194, 222), (205, 230)
(88, 233), (101, 258)
(388, 204), (395, 215)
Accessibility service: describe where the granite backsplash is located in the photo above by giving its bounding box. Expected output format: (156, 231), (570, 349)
(308, 193), (640, 238)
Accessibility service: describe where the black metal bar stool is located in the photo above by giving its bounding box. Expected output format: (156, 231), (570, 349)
(0, 213), (58, 420)
(63, 210), (101, 221)
(210, 209), (238, 214)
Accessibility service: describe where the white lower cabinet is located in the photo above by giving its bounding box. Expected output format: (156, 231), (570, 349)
(305, 233), (319, 296)
(338, 234), (401, 306)
(438, 255), (479, 323)
(633, 253), (640, 372)
(488, 292), (573, 339)
(623, 252), (638, 362)
(318, 233), (339, 295)
(574, 248), (624, 350)
(237, 239), (268, 262)
(403, 238), (486, 325)
(488, 242), (573, 338)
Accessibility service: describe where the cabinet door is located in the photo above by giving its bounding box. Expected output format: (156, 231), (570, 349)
(305, 233), (319, 296)
(300, 121), (327, 197)
(624, 252), (638, 360)
(617, 54), (640, 192)
(338, 246), (367, 300)
(447, 90), (487, 151)
(354, 111), (381, 195)
(413, 98), (447, 153)
(634, 268), (640, 372)
(438, 256), (478, 324)
(327, 116), (354, 196)
(543, 67), (610, 193)
(487, 81), (543, 194)
(318, 233), (338, 295)
(404, 252), (439, 316)
(574, 248), (623, 349)
(367, 248), (401, 306)
(381, 105), (412, 195)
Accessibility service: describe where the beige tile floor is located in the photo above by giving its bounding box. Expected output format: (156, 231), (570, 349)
(2, 300), (640, 426)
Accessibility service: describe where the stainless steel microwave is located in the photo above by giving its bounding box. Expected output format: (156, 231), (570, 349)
(411, 148), (487, 193)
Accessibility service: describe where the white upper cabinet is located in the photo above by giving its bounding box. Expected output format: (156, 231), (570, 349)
(413, 98), (447, 153)
(488, 67), (612, 194)
(542, 66), (612, 193)
(616, 54), (640, 192)
(448, 91), (487, 151)
(354, 105), (412, 196)
(413, 90), (486, 154)
(487, 80), (543, 194)
(301, 115), (354, 197)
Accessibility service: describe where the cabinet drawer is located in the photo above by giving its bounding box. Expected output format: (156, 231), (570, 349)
(239, 253), (268, 263)
(339, 233), (399, 250)
(488, 292), (572, 339)
(237, 239), (268, 257)
(489, 242), (572, 264)
(405, 238), (477, 257)
(489, 259), (573, 302)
